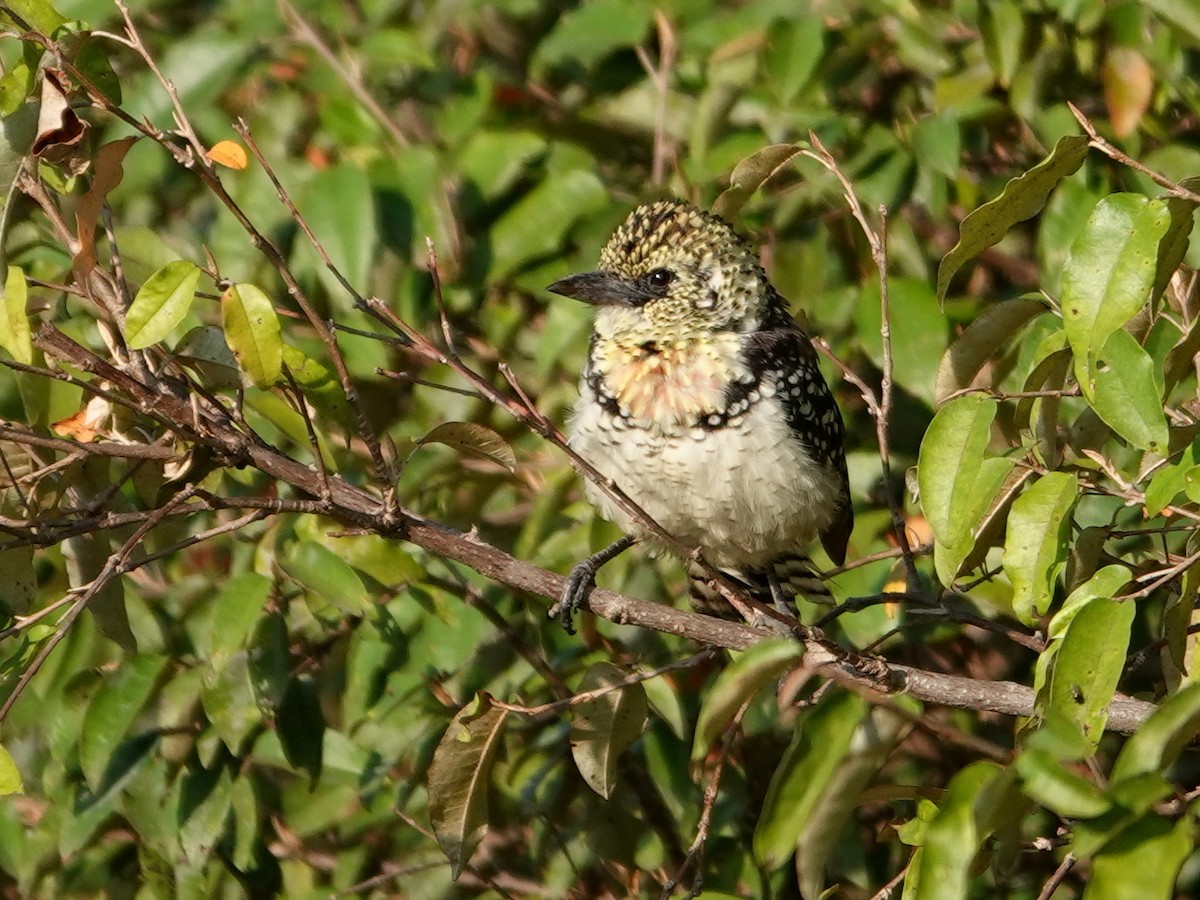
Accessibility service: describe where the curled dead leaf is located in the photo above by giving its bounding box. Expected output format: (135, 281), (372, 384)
(32, 70), (90, 177)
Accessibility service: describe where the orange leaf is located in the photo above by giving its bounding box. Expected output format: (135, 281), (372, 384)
(206, 140), (248, 170)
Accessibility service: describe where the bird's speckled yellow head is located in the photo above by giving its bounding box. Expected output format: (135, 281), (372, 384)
(548, 199), (772, 342)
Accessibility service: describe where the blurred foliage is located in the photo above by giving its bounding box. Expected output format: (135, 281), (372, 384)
(0, 0), (1199, 897)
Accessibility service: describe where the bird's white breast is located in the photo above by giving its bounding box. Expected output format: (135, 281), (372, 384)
(568, 391), (841, 570)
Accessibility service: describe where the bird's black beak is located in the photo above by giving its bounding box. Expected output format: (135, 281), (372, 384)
(547, 271), (645, 306)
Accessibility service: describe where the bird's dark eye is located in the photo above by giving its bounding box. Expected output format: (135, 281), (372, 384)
(647, 268), (674, 289)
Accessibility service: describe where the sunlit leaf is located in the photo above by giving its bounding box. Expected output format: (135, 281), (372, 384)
(1084, 328), (1168, 453)
(221, 282), (282, 387)
(124, 260), (201, 349)
(0, 744), (23, 796)
(0, 265), (31, 364)
(1062, 194), (1171, 383)
(1003, 472), (1077, 623)
(1084, 814), (1194, 900)
(205, 139), (247, 170)
(712, 143), (804, 221)
(417, 421), (517, 473)
(937, 135), (1089, 301)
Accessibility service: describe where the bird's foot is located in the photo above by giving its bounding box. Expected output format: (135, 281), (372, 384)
(549, 536), (636, 634)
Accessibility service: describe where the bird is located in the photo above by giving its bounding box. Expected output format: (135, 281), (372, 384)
(546, 199), (853, 632)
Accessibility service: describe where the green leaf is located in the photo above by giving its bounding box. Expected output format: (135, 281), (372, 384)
(980, 0), (1025, 87)
(934, 298), (1046, 404)
(937, 135), (1089, 301)
(0, 0), (65, 33)
(533, 0), (653, 72)
(428, 695), (509, 878)
(221, 282), (282, 387)
(692, 638), (803, 762)
(299, 164), (377, 299)
(1151, 177), (1200, 303)
(855, 278), (947, 406)
(204, 572), (272, 658)
(569, 661), (649, 799)
(1083, 328), (1168, 452)
(765, 18), (825, 105)
(1015, 747), (1110, 819)
(277, 675), (324, 787)
(0, 265), (31, 364)
(1111, 682), (1200, 783)
(0, 541), (35, 617)
(918, 395), (994, 541)
(0, 744), (23, 796)
(1003, 472), (1078, 624)
(795, 702), (915, 899)
(712, 143), (804, 221)
(1144, 439), (1200, 516)
(1046, 595), (1135, 746)
(1136, 0), (1200, 44)
(416, 421), (517, 473)
(753, 691), (869, 872)
(489, 168), (607, 278)
(124, 260), (200, 349)
(1083, 814), (1194, 900)
(178, 763), (234, 866)
(200, 650), (262, 753)
(1062, 194), (1171, 375)
(903, 763), (1004, 900)
(281, 540), (370, 616)
(457, 131), (547, 203)
(79, 655), (168, 790)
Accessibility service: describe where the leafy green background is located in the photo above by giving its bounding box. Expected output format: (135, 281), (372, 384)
(1, 0), (1200, 897)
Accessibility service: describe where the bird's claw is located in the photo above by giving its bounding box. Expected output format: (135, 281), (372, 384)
(550, 561), (598, 634)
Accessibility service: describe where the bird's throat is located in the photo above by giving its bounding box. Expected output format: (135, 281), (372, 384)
(591, 333), (746, 428)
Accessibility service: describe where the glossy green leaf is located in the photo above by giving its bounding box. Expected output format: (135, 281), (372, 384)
(918, 395), (995, 542)
(1046, 595), (1134, 746)
(281, 539), (370, 616)
(1062, 194), (1171, 377)
(693, 638), (803, 762)
(937, 135), (1089, 301)
(417, 421), (517, 473)
(765, 18), (825, 105)
(1003, 472), (1078, 624)
(1111, 682), (1200, 783)
(569, 661), (649, 799)
(299, 164), (377, 298)
(903, 762), (1003, 900)
(79, 655), (168, 790)
(754, 691), (869, 871)
(178, 763), (234, 866)
(457, 131), (547, 202)
(124, 260), (200, 349)
(221, 282), (282, 387)
(1015, 747), (1110, 819)
(204, 572), (272, 657)
(980, 0), (1024, 86)
(1083, 814), (1194, 900)
(0, 744), (22, 796)
(1083, 328), (1168, 452)
(1151, 177), (1200, 302)
(0, 265), (30, 364)
(428, 695), (509, 878)
(1144, 439), (1200, 516)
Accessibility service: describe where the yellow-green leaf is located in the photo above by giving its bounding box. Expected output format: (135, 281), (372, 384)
(125, 260), (201, 349)
(221, 282), (282, 387)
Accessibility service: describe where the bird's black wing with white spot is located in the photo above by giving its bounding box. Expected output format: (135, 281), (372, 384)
(743, 315), (853, 566)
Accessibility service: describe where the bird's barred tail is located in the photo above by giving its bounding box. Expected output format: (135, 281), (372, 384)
(686, 554), (833, 619)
